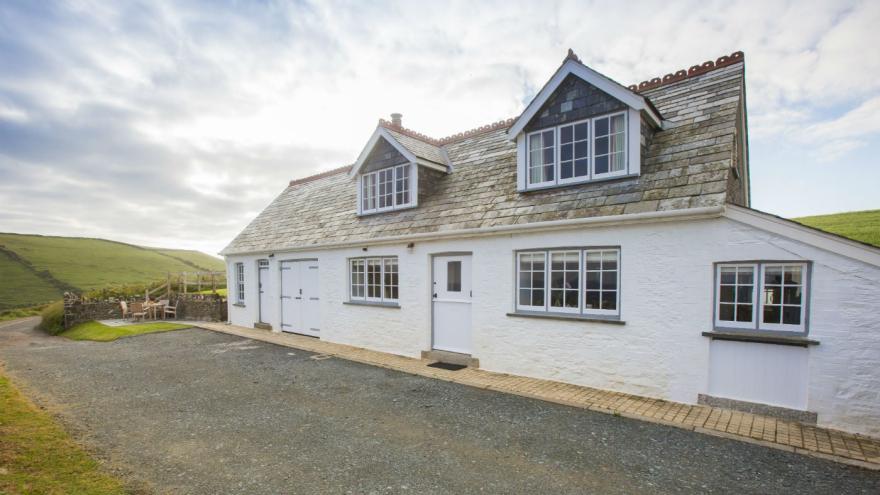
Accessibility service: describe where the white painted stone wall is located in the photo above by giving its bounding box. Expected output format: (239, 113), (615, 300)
(225, 216), (880, 436)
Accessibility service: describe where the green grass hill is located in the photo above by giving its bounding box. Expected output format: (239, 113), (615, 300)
(0, 233), (225, 310)
(792, 210), (880, 248)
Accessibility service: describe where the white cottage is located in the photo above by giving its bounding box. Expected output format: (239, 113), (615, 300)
(221, 50), (880, 436)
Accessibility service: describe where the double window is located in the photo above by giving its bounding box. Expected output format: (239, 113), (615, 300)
(350, 257), (399, 303)
(235, 262), (245, 305)
(360, 164), (411, 214)
(526, 112), (628, 189)
(714, 262), (808, 332)
(516, 248), (620, 317)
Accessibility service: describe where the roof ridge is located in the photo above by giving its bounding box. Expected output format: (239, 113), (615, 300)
(289, 164), (352, 187)
(379, 117), (517, 147)
(629, 51), (744, 93)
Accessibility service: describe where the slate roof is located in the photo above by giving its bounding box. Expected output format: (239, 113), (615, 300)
(384, 128), (448, 167)
(222, 52), (747, 255)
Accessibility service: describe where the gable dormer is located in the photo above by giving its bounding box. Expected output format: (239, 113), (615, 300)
(350, 114), (450, 216)
(507, 50), (663, 192)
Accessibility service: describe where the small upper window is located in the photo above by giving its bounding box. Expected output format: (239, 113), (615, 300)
(360, 164), (412, 214)
(525, 111), (628, 189)
(714, 262), (808, 332)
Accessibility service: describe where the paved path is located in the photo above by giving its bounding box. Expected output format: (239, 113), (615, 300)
(1, 318), (878, 494)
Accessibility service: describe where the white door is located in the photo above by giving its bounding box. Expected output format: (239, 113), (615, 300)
(258, 260), (269, 323)
(280, 260), (320, 337)
(432, 255), (472, 354)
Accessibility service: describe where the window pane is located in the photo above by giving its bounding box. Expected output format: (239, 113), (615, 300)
(602, 271), (616, 290)
(720, 286), (735, 303)
(575, 122), (589, 141)
(601, 291), (617, 310)
(736, 304), (753, 322)
(763, 305), (781, 324)
(575, 140), (588, 158)
(529, 134), (541, 151)
(610, 152), (626, 172)
(719, 303), (735, 321)
(782, 306), (801, 325)
(532, 289), (544, 307)
(764, 267), (782, 285)
(720, 268), (736, 284)
(533, 271), (544, 288)
(783, 286), (802, 305)
(602, 251), (618, 269)
(447, 261), (461, 292)
(560, 125), (573, 143)
(595, 136), (609, 155)
(586, 271), (600, 289)
(737, 286), (753, 303)
(784, 266), (803, 284)
(519, 290), (531, 306)
(561, 143), (573, 161)
(595, 117), (608, 136)
(763, 286), (781, 305)
(586, 252), (602, 270)
(574, 159), (589, 177)
(585, 291), (600, 309)
(551, 271), (564, 288)
(610, 114), (625, 132)
(565, 290), (578, 308)
(519, 271), (530, 289)
(737, 270), (754, 285)
(595, 156), (608, 175)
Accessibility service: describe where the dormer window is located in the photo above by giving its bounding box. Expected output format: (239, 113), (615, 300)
(525, 111), (629, 189)
(360, 164), (412, 215)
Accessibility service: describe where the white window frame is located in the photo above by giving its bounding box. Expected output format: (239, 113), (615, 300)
(557, 119), (591, 185)
(349, 256), (399, 303)
(359, 164), (413, 215)
(582, 248), (621, 317)
(525, 111), (629, 190)
(714, 262), (809, 333)
(548, 250), (582, 314)
(516, 247), (621, 318)
(235, 262), (245, 305)
(516, 251), (548, 312)
(591, 112), (629, 180)
(714, 263), (757, 330)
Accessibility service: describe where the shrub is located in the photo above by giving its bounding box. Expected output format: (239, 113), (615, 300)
(38, 300), (65, 335)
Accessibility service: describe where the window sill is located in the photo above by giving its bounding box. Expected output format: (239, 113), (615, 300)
(506, 311), (624, 325)
(520, 173), (638, 193)
(357, 203), (417, 217)
(344, 300), (401, 309)
(232, 303), (246, 308)
(702, 331), (819, 347)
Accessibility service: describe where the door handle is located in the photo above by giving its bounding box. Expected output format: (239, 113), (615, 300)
(432, 293), (437, 298)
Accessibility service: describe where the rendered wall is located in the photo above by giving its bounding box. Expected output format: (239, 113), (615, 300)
(225, 216), (880, 436)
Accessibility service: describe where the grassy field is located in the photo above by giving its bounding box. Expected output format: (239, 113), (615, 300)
(0, 306), (46, 323)
(0, 370), (126, 494)
(0, 255), (61, 310)
(793, 210), (880, 248)
(0, 233), (225, 309)
(60, 321), (191, 342)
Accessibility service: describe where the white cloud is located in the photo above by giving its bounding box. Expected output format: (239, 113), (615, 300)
(0, 0), (878, 254)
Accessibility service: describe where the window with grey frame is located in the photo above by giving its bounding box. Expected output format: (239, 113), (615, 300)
(360, 164), (411, 214)
(714, 261), (809, 333)
(515, 248), (620, 317)
(350, 256), (399, 303)
(235, 262), (245, 305)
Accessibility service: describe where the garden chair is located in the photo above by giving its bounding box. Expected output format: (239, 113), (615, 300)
(130, 302), (147, 322)
(163, 300), (178, 320)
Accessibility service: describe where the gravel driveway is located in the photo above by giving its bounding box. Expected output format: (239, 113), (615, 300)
(1, 318), (878, 494)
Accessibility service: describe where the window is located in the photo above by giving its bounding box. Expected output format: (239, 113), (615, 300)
(516, 248), (620, 317)
(235, 262), (245, 305)
(528, 129), (555, 186)
(360, 164), (412, 214)
(525, 111), (628, 189)
(350, 257), (399, 303)
(714, 262), (808, 332)
(447, 261), (462, 292)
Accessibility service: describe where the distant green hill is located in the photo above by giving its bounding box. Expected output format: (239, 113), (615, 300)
(792, 210), (880, 248)
(0, 233), (225, 310)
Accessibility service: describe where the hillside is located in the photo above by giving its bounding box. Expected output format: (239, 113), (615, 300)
(0, 233), (225, 310)
(793, 210), (880, 248)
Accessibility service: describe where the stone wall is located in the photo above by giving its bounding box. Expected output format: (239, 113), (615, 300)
(63, 293), (227, 329)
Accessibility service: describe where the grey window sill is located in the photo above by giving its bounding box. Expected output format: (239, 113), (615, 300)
(506, 311), (624, 325)
(344, 300), (401, 309)
(702, 331), (819, 347)
(232, 303), (246, 308)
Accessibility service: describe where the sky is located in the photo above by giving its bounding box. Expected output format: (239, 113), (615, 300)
(0, 0), (878, 256)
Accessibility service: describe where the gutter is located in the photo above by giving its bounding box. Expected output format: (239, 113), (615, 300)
(221, 205), (726, 257)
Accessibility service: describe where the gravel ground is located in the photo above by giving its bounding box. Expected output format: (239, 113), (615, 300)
(1, 318), (878, 494)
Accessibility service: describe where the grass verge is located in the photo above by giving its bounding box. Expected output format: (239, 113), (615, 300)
(0, 305), (47, 323)
(59, 321), (190, 342)
(0, 369), (125, 494)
